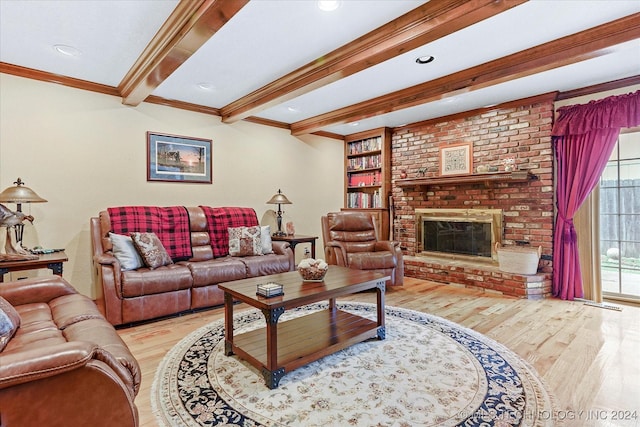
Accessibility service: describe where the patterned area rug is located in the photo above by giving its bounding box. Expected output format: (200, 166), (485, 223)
(152, 302), (558, 426)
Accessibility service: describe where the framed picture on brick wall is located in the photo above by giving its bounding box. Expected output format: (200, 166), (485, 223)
(439, 142), (473, 176)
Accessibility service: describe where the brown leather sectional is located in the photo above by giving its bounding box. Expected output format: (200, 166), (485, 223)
(91, 206), (295, 326)
(0, 276), (141, 427)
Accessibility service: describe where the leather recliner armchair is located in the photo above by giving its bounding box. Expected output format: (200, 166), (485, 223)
(321, 211), (404, 286)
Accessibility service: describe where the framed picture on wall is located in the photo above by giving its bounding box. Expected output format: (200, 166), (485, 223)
(147, 132), (212, 183)
(439, 142), (473, 176)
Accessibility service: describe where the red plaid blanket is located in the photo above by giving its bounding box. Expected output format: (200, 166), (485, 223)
(107, 206), (193, 260)
(199, 206), (259, 257)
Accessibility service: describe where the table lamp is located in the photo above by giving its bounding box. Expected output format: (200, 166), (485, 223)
(266, 189), (291, 237)
(0, 177), (47, 249)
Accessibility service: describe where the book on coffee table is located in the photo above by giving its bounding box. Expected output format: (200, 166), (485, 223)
(256, 282), (284, 297)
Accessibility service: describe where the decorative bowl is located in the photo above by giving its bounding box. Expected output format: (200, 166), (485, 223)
(297, 258), (329, 282)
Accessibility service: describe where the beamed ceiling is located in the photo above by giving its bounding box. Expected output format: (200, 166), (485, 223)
(1, 0), (639, 139)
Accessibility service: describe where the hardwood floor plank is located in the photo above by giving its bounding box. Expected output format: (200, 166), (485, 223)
(117, 277), (640, 427)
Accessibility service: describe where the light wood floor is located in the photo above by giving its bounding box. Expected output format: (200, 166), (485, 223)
(118, 278), (640, 427)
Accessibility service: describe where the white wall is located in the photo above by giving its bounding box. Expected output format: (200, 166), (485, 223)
(0, 74), (344, 297)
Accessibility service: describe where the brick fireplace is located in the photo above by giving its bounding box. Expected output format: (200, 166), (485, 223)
(391, 95), (555, 298)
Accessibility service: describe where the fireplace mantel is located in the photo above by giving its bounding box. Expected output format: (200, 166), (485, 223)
(396, 170), (536, 189)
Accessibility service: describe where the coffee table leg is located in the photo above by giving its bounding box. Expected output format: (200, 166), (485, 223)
(376, 280), (386, 340)
(224, 293), (234, 356)
(329, 297), (336, 313)
(261, 367), (285, 390)
(261, 307), (284, 389)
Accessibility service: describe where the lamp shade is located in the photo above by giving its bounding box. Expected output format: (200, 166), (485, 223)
(0, 178), (47, 204)
(266, 189), (291, 205)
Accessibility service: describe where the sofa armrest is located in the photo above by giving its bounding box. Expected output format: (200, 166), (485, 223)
(271, 240), (290, 255)
(373, 241), (397, 253)
(0, 341), (97, 389)
(0, 343), (139, 427)
(324, 241), (348, 266)
(0, 276), (77, 306)
(94, 252), (118, 266)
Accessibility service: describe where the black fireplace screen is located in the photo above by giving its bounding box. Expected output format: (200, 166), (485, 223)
(423, 220), (492, 258)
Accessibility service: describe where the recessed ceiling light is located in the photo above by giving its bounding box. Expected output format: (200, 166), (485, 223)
(53, 44), (81, 57)
(197, 82), (215, 90)
(287, 106), (300, 113)
(317, 0), (341, 11)
(415, 55), (435, 65)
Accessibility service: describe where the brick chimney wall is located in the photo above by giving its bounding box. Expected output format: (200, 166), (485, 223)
(391, 98), (555, 297)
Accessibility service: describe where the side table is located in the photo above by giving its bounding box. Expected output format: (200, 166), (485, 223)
(271, 234), (318, 263)
(0, 251), (68, 282)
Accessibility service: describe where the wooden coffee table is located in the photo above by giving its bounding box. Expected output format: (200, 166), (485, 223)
(219, 265), (388, 389)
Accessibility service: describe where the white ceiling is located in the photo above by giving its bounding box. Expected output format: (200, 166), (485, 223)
(1, 0), (639, 137)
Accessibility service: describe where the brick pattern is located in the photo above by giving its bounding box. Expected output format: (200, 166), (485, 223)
(392, 100), (555, 298)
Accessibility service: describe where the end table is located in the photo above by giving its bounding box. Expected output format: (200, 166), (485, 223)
(0, 251), (68, 282)
(271, 234), (318, 263)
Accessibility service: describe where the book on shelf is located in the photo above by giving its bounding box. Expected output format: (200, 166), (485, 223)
(347, 154), (381, 170)
(347, 136), (382, 155)
(347, 190), (382, 208)
(348, 171), (381, 187)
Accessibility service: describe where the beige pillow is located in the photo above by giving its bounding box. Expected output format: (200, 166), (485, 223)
(130, 232), (173, 269)
(229, 226), (262, 256)
(109, 232), (144, 270)
(260, 225), (273, 254)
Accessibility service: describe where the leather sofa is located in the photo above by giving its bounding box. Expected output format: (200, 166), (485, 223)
(91, 206), (295, 326)
(0, 276), (141, 427)
(321, 211), (404, 286)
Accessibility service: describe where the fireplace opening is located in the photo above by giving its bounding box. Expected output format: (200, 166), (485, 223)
(423, 221), (492, 258)
(416, 209), (503, 262)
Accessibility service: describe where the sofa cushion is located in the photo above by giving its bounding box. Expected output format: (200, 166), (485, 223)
(49, 294), (106, 330)
(120, 264), (193, 297)
(131, 232), (174, 269)
(0, 296), (20, 352)
(109, 232), (144, 271)
(241, 254), (293, 278)
(8, 303), (67, 352)
(229, 225), (262, 256)
(183, 257), (247, 287)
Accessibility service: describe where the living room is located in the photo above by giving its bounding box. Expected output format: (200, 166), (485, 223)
(1, 1), (640, 426)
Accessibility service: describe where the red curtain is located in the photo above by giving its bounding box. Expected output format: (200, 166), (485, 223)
(551, 90), (640, 300)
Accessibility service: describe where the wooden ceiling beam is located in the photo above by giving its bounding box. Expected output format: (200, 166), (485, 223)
(290, 13), (640, 136)
(220, 0), (527, 124)
(118, 0), (248, 106)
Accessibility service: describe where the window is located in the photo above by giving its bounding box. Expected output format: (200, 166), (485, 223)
(599, 131), (640, 300)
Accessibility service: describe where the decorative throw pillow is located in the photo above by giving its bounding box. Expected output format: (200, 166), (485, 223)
(109, 232), (144, 271)
(0, 296), (20, 352)
(228, 226), (262, 257)
(260, 225), (273, 255)
(130, 232), (174, 269)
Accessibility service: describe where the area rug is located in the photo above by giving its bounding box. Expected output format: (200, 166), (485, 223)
(152, 302), (558, 426)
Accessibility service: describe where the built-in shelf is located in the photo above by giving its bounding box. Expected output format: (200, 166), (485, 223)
(396, 170), (536, 189)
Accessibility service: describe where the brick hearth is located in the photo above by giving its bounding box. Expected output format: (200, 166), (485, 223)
(392, 95), (555, 298)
